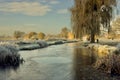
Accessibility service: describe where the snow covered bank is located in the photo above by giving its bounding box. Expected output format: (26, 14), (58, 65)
(88, 43), (119, 57)
(94, 54), (120, 74)
(19, 40), (78, 51)
(87, 43), (120, 75)
(19, 44), (40, 51)
(48, 40), (78, 45)
(36, 40), (48, 47)
(0, 44), (23, 67)
(19, 40), (48, 50)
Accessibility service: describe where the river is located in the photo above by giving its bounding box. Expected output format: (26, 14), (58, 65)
(0, 43), (119, 80)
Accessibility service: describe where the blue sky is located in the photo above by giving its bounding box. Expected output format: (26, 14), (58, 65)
(0, 0), (74, 35)
(0, 0), (120, 36)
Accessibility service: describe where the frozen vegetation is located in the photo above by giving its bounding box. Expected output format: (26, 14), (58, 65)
(18, 40), (77, 50)
(88, 43), (120, 56)
(94, 53), (120, 75)
(18, 40), (48, 50)
(87, 43), (120, 75)
(35, 40), (48, 47)
(0, 42), (23, 67)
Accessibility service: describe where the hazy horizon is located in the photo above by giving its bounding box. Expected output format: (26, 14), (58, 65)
(0, 0), (120, 36)
(0, 0), (74, 36)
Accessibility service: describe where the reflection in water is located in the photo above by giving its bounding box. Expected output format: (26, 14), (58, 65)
(74, 47), (96, 80)
(0, 57), (24, 70)
(0, 64), (20, 70)
(0, 59), (23, 80)
(0, 43), (110, 80)
(0, 65), (20, 80)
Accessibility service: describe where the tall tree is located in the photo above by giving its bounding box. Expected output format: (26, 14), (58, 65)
(60, 27), (69, 38)
(28, 32), (37, 39)
(71, 0), (116, 43)
(14, 31), (25, 39)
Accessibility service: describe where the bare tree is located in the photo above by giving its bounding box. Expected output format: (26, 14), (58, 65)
(60, 27), (69, 38)
(28, 32), (37, 39)
(14, 31), (25, 39)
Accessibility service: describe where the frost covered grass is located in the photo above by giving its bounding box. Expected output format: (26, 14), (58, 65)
(88, 43), (120, 75)
(19, 40), (49, 50)
(0, 43), (23, 67)
(88, 44), (118, 57)
(94, 54), (120, 75)
(19, 40), (78, 51)
(35, 40), (48, 48)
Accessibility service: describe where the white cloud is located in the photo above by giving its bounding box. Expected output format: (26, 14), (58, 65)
(57, 9), (69, 14)
(49, 1), (59, 4)
(0, 2), (51, 16)
(40, 0), (59, 4)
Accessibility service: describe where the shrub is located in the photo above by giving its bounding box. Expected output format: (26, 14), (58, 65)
(0, 44), (23, 67)
(94, 53), (120, 75)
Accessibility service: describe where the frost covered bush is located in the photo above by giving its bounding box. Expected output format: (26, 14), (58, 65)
(0, 41), (18, 48)
(35, 40), (48, 48)
(94, 54), (120, 75)
(88, 44), (118, 57)
(88, 43), (120, 75)
(3, 45), (18, 54)
(0, 44), (22, 67)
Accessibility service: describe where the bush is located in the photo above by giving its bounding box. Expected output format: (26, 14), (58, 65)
(35, 40), (48, 48)
(0, 44), (23, 67)
(38, 32), (45, 39)
(94, 53), (120, 75)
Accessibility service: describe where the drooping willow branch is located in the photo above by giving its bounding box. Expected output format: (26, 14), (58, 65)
(71, 0), (116, 39)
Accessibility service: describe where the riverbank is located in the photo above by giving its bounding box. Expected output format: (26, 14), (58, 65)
(0, 44), (23, 68)
(80, 40), (120, 77)
(0, 42), (120, 80)
(17, 40), (78, 51)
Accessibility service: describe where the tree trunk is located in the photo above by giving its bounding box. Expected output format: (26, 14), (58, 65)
(108, 24), (111, 34)
(90, 32), (95, 43)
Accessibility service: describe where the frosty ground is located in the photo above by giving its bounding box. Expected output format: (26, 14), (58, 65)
(0, 39), (120, 80)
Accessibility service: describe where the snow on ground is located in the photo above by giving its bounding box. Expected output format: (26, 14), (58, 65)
(98, 38), (120, 46)
(18, 40), (78, 50)
(18, 40), (49, 50)
(91, 43), (120, 75)
(35, 40), (48, 47)
(87, 43), (120, 57)
(86, 41), (120, 74)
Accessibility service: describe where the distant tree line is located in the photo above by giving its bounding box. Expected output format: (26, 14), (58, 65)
(13, 31), (46, 40)
(13, 27), (75, 40)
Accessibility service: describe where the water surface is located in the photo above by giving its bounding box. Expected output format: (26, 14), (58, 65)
(0, 43), (117, 80)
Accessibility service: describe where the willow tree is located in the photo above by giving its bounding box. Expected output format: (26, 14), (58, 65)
(71, 0), (116, 43)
